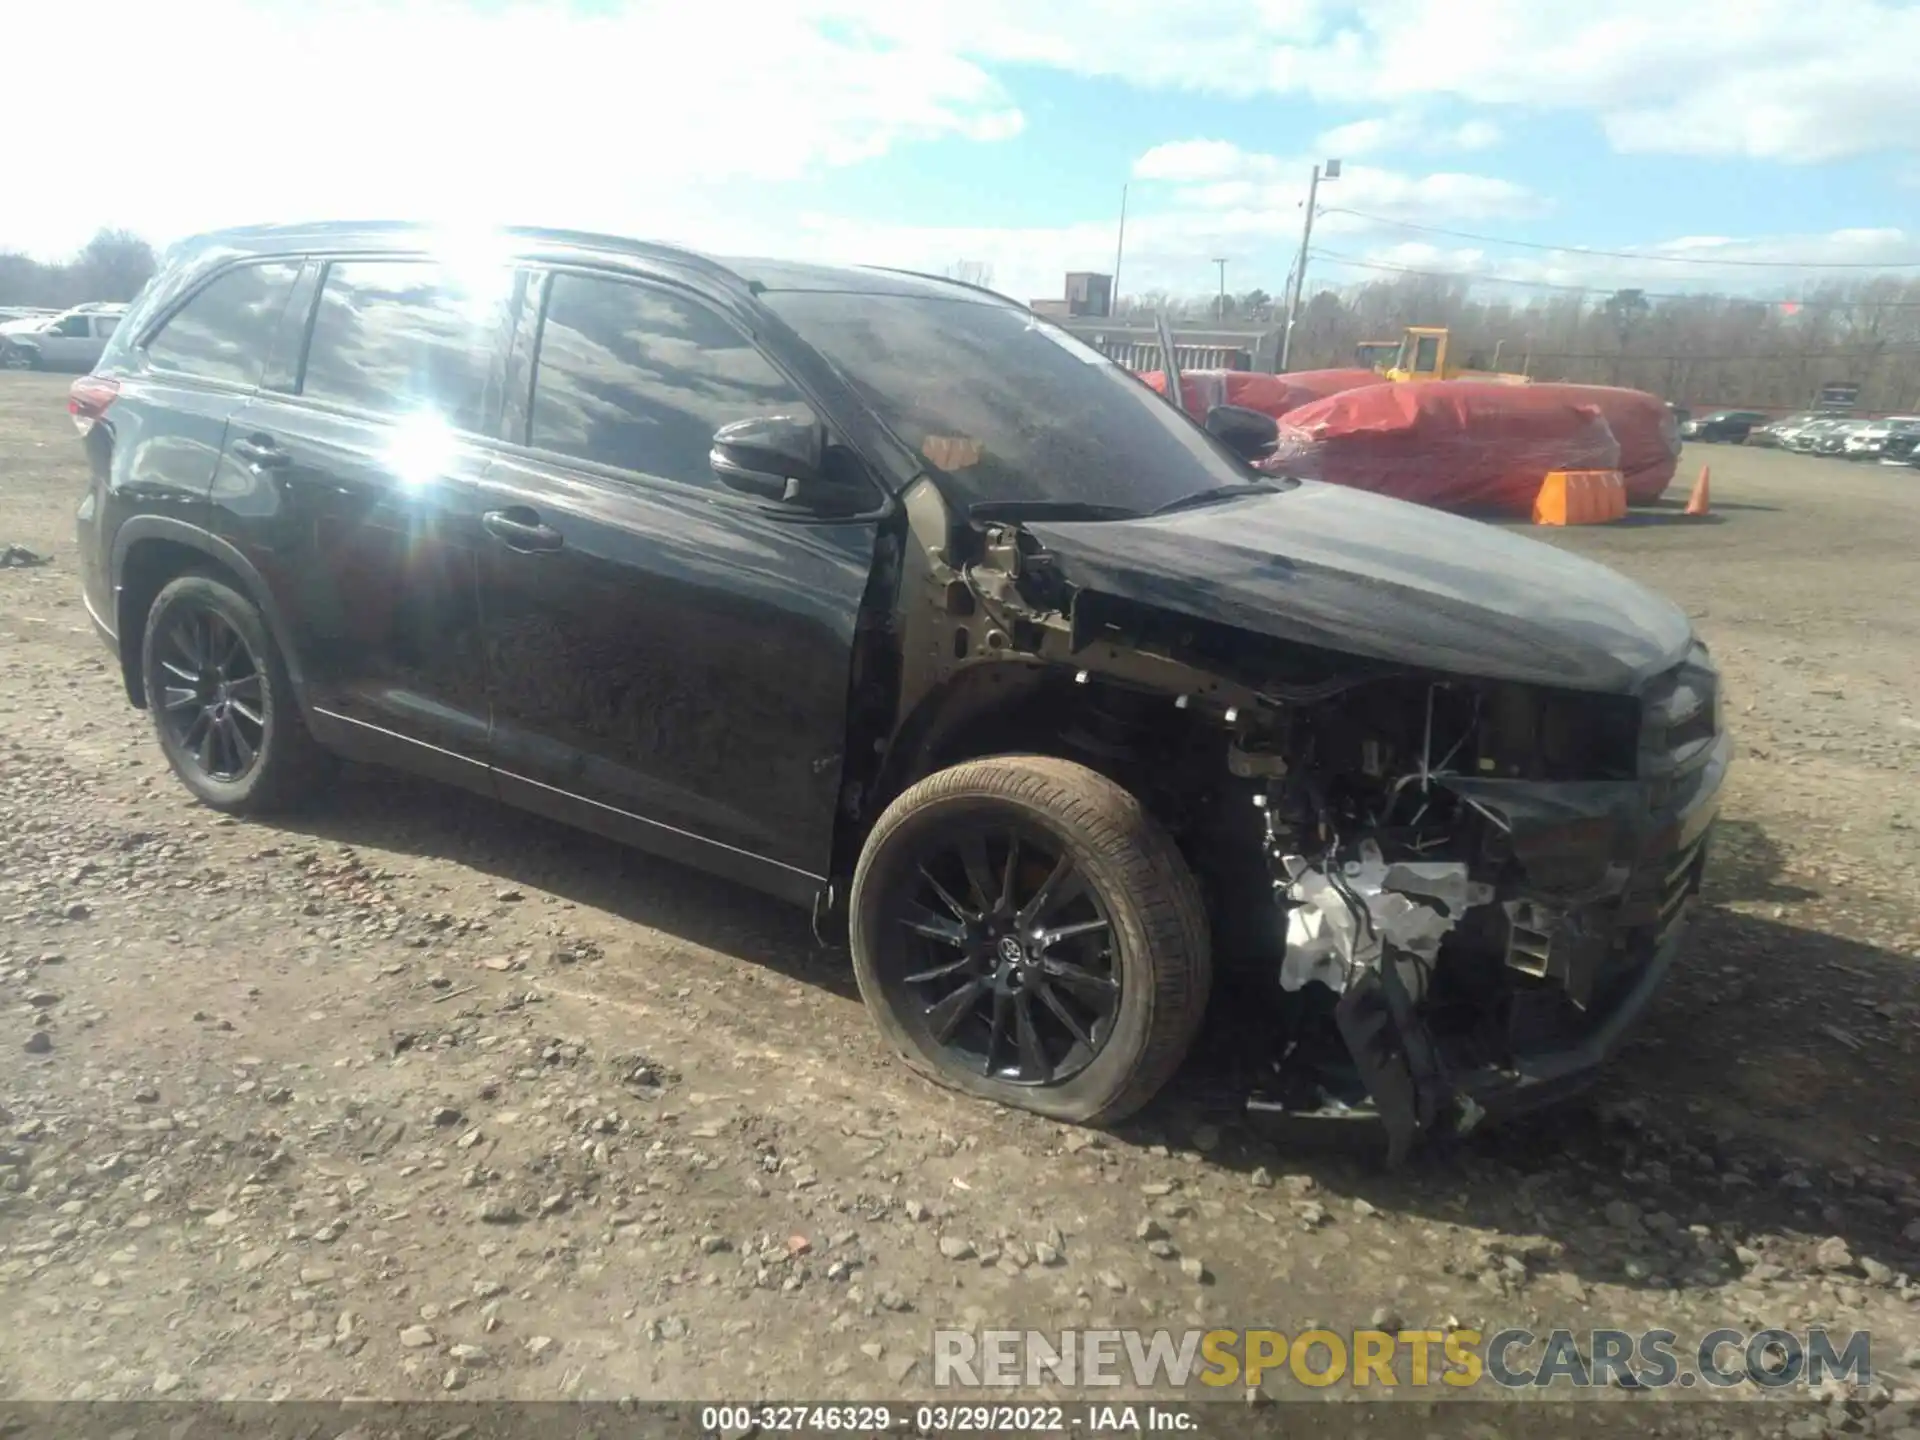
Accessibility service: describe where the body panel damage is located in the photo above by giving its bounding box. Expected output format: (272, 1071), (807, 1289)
(1022, 481), (1695, 693)
(858, 478), (1729, 1161)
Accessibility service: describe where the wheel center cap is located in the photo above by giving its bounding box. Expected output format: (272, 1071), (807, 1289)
(996, 935), (1026, 967)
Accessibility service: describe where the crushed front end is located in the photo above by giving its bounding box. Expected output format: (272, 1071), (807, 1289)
(1240, 649), (1729, 1163)
(881, 499), (1729, 1160)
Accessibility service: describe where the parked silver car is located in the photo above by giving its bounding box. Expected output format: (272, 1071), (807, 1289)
(1844, 416), (1920, 461)
(0, 304), (127, 372)
(1784, 418), (1845, 453)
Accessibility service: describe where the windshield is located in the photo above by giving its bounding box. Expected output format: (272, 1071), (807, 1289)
(762, 288), (1257, 513)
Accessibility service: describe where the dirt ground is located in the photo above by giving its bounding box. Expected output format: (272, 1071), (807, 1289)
(2, 371), (1919, 1424)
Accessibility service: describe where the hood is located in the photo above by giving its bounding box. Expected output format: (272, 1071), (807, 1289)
(1024, 481), (1694, 694)
(0, 317), (49, 337)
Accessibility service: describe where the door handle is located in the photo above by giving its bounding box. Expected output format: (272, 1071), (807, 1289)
(231, 435), (290, 470)
(482, 508), (565, 553)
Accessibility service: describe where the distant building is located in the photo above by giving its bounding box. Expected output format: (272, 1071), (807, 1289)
(1029, 271), (1113, 318)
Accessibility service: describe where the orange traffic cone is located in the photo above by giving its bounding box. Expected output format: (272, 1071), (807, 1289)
(1685, 464), (1711, 516)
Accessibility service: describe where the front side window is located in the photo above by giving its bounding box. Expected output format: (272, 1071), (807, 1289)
(1413, 335), (1441, 372)
(302, 260), (510, 433)
(762, 287), (1259, 513)
(528, 272), (813, 484)
(145, 260), (302, 387)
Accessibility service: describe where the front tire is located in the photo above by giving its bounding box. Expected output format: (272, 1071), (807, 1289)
(141, 573), (332, 813)
(849, 755), (1211, 1125)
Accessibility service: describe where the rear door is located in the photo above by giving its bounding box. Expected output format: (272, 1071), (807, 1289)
(474, 267), (883, 898)
(215, 257), (518, 788)
(82, 260), (306, 629)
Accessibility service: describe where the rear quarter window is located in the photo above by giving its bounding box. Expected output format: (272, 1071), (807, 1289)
(144, 261), (302, 388)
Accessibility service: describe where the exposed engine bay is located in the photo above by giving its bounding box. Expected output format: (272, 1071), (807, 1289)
(856, 485), (1728, 1162)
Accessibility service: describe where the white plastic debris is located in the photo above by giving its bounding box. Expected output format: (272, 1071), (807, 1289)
(1278, 840), (1492, 999)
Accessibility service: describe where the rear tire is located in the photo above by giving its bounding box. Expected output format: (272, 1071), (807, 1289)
(141, 573), (333, 814)
(849, 755), (1211, 1125)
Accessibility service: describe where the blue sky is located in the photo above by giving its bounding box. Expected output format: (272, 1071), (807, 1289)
(10, 0), (1920, 304)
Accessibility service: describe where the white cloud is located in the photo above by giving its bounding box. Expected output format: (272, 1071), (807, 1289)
(1314, 113), (1502, 157)
(805, 0), (1328, 99)
(1449, 120), (1504, 152)
(822, 0), (1920, 163)
(1132, 141), (1542, 223)
(1311, 0), (1920, 164)
(1313, 227), (1920, 296)
(1, 0), (1023, 257)
(6, 0), (1913, 306)
(1133, 141), (1278, 184)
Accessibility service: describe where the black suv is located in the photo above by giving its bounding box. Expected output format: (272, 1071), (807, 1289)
(73, 222), (1727, 1155)
(1680, 410), (1769, 443)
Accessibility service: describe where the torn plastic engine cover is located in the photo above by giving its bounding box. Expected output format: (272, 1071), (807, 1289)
(1237, 673), (1692, 1166)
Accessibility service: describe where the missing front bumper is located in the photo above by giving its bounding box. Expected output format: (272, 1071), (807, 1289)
(1248, 899), (1692, 1159)
(1249, 721), (1728, 1164)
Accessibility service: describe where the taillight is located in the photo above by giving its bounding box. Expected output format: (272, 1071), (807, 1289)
(68, 376), (119, 435)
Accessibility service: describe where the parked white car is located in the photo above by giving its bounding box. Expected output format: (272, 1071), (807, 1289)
(1843, 416), (1920, 460)
(0, 304), (127, 372)
(1753, 413), (1823, 448)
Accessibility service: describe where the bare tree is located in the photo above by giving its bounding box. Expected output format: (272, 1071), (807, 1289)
(1120, 271), (1920, 411)
(0, 228), (157, 308)
(71, 229), (157, 302)
(943, 260), (995, 289)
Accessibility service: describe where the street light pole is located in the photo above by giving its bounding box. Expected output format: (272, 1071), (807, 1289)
(1279, 158), (1339, 372)
(1213, 257), (1228, 322)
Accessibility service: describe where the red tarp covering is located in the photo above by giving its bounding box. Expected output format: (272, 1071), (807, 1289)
(1256, 380), (1622, 515)
(1140, 368), (1385, 419)
(1526, 383), (1680, 504)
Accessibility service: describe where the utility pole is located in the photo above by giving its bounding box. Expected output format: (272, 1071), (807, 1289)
(1280, 158), (1339, 372)
(1213, 258), (1228, 322)
(1111, 184), (1127, 318)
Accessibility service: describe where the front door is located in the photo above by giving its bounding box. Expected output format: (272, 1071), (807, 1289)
(213, 257), (517, 789)
(39, 312), (93, 368)
(476, 268), (881, 901)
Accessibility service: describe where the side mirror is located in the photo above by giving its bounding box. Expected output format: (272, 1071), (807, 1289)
(1205, 403), (1280, 462)
(710, 414), (828, 501)
(711, 415), (872, 514)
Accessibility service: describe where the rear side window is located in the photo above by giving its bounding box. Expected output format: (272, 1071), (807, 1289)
(146, 261), (302, 387)
(301, 260), (509, 432)
(95, 316), (119, 338)
(528, 272), (812, 483)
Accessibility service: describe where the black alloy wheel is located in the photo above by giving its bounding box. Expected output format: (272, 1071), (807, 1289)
(850, 755), (1211, 1125)
(876, 821), (1121, 1087)
(141, 572), (333, 813)
(152, 605), (266, 783)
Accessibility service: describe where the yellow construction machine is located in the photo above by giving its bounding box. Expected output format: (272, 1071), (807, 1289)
(1356, 326), (1531, 384)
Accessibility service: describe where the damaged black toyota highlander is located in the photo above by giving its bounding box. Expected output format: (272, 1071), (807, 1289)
(76, 226), (1727, 1160)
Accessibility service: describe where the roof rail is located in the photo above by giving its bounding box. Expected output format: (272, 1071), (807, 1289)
(862, 265), (1017, 307)
(174, 219), (748, 292)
